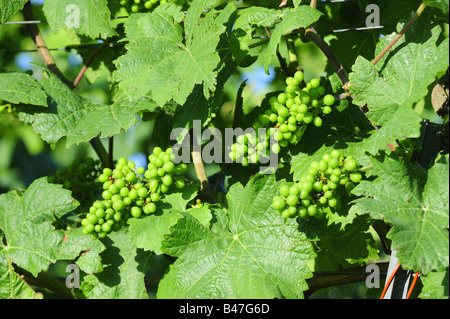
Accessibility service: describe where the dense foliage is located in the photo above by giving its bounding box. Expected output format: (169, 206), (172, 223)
(0, 0), (448, 299)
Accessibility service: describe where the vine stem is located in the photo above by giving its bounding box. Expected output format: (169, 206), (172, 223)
(372, 3), (427, 66)
(191, 131), (215, 202)
(304, 27), (349, 84)
(22, 3), (72, 87)
(73, 43), (106, 88)
(22, 2), (110, 168)
(359, 164), (373, 172)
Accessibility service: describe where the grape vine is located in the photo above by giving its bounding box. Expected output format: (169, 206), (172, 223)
(47, 157), (103, 208)
(81, 146), (188, 239)
(0, 0), (447, 301)
(229, 71), (336, 166)
(272, 151), (363, 219)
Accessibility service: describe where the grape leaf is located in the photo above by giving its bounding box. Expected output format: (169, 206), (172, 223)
(423, 0), (449, 14)
(113, 1), (227, 106)
(312, 216), (379, 271)
(229, 7), (283, 64)
(0, 249), (43, 299)
(350, 154), (449, 274)
(0, 178), (79, 277)
(17, 71), (158, 148)
(0, 0), (28, 23)
(263, 5), (322, 74)
(0, 178), (105, 298)
(157, 175), (315, 299)
(419, 268), (449, 299)
(348, 9), (449, 153)
(43, 0), (116, 39)
(128, 184), (202, 255)
(0, 72), (47, 107)
(80, 229), (154, 299)
(58, 228), (106, 275)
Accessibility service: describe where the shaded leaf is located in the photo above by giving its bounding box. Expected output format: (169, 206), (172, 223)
(350, 154), (449, 274)
(128, 184), (201, 255)
(80, 229), (154, 299)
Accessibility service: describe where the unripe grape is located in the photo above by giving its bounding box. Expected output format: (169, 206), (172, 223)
(322, 106), (332, 114)
(175, 178), (186, 189)
(323, 94), (335, 106)
(112, 200), (125, 211)
(99, 174), (109, 183)
(279, 184), (290, 197)
(136, 167), (145, 175)
(328, 197), (338, 207)
(131, 206), (142, 218)
(303, 112), (313, 124)
(286, 194), (299, 207)
(298, 207), (308, 218)
(307, 205), (317, 216)
(272, 196), (286, 211)
(102, 223), (112, 233)
(310, 78), (320, 88)
(137, 187), (148, 198)
(344, 159), (357, 171)
(84, 223), (95, 234)
(102, 190), (112, 200)
(350, 172), (362, 183)
(144, 202), (157, 214)
(278, 93), (287, 105)
(294, 70), (304, 82)
(313, 117), (322, 127)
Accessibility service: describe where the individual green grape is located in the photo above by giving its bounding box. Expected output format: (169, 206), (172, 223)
(130, 206), (142, 218)
(279, 184), (290, 197)
(272, 196), (286, 211)
(309, 78), (320, 89)
(303, 112), (313, 124)
(313, 117), (322, 127)
(286, 194), (299, 207)
(137, 187), (148, 198)
(323, 94), (335, 106)
(143, 202), (157, 214)
(350, 172), (362, 183)
(112, 200), (125, 211)
(344, 158), (357, 171)
(175, 178), (186, 189)
(294, 70), (304, 82)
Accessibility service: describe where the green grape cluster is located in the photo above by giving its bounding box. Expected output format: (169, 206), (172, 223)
(271, 150), (363, 220)
(81, 146), (188, 239)
(230, 71), (336, 165)
(47, 157), (103, 205)
(228, 129), (278, 167)
(119, 0), (167, 13)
